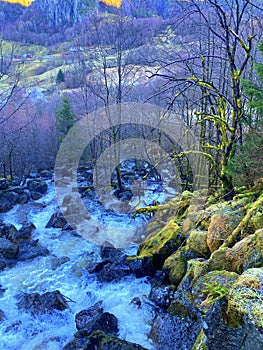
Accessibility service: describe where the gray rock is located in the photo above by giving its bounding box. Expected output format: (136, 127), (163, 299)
(27, 180), (48, 194)
(0, 238), (19, 258)
(63, 330), (147, 350)
(0, 191), (19, 212)
(16, 290), (69, 315)
(16, 240), (49, 261)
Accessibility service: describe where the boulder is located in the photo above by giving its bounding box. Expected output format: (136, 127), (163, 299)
(0, 191), (19, 212)
(16, 290), (69, 315)
(0, 179), (8, 190)
(201, 297), (263, 350)
(63, 330), (147, 350)
(0, 238), (19, 258)
(9, 222), (35, 243)
(226, 268), (263, 332)
(207, 229), (263, 273)
(163, 246), (195, 287)
(137, 219), (185, 270)
(148, 285), (175, 309)
(75, 301), (103, 330)
(16, 240), (49, 261)
(27, 180), (48, 194)
(186, 229), (210, 258)
(207, 213), (237, 253)
(45, 210), (68, 229)
(0, 223), (18, 239)
(149, 291), (202, 350)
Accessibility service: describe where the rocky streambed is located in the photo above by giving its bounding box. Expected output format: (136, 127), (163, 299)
(0, 171), (262, 350)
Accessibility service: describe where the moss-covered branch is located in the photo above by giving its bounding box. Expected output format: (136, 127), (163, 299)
(221, 192), (263, 248)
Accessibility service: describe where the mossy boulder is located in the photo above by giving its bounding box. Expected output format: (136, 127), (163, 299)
(191, 270), (238, 311)
(186, 230), (210, 258)
(226, 268), (263, 331)
(163, 246), (195, 287)
(207, 229), (263, 273)
(137, 219), (184, 269)
(63, 330), (147, 350)
(207, 213), (237, 253)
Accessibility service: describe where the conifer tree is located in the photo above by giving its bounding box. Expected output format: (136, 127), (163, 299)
(55, 94), (75, 143)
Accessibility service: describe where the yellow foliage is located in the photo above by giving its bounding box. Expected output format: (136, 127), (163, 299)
(99, 0), (122, 8)
(1, 0), (33, 6)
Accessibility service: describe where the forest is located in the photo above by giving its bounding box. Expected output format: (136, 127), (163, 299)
(0, 1), (262, 350)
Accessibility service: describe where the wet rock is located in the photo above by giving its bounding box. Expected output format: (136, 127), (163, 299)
(0, 179), (8, 190)
(31, 191), (44, 200)
(50, 256), (70, 270)
(0, 260), (6, 270)
(76, 311), (118, 336)
(16, 192), (30, 205)
(100, 246), (124, 262)
(63, 330), (147, 350)
(207, 229), (263, 273)
(0, 238), (19, 259)
(203, 298), (263, 350)
(0, 309), (6, 323)
(137, 219), (185, 270)
(149, 291), (203, 350)
(75, 301), (103, 330)
(125, 255), (155, 277)
(163, 246), (195, 287)
(16, 290), (69, 315)
(16, 240), (49, 261)
(207, 213), (237, 253)
(46, 210), (68, 229)
(227, 268), (263, 332)
(114, 188), (133, 201)
(9, 222), (36, 243)
(39, 170), (53, 179)
(148, 285), (175, 309)
(88, 257), (131, 282)
(186, 229), (210, 258)
(191, 270), (239, 312)
(0, 223), (17, 239)
(27, 180), (48, 194)
(0, 191), (19, 212)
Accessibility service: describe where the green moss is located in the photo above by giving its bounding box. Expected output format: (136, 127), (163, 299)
(186, 230), (210, 258)
(137, 219), (184, 268)
(191, 270), (238, 311)
(191, 329), (208, 350)
(163, 246), (188, 286)
(226, 268), (263, 330)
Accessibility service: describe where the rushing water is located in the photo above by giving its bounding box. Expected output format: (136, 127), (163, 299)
(0, 181), (160, 350)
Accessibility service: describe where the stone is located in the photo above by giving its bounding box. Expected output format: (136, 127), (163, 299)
(163, 246), (195, 287)
(16, 290), (69, 315)
(27, 180), (48, 194)
(186, 229), (210, 258)
(75, 301), (103, 330)
(46, 210), (68, 229)
(148, 285), (175, 309)
(0, 191), (19, 212)
(0, 238), (19, 258)
(207, 213), (236, 253)
(10, 222), (36, 242)
(149, 294), (203, 350)
(0, 179), (8, 190)
(207, 229), (263, 273)
(137, 219), (185, 270)
(203, 298), (263, 350)
(0, 223), (18, 240)
(16, 240), (49, 261)
(63, 330), (147, 350)
(0, 309), (6, 323)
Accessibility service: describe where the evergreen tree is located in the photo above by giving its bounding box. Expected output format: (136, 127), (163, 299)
(56, 69), (65, 85)
(226, 42), (263, 187)
(55, 94), (75, 143)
